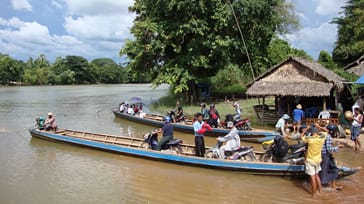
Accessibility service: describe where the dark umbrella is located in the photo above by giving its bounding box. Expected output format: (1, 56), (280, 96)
(130, 97), (143, 102)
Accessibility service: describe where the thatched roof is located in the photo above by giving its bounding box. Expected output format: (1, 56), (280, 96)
(343, 55), (364, 76)
(246, 57), (347, 97)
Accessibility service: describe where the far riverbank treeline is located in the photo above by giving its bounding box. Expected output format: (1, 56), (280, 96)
(0, 54), (152, 85)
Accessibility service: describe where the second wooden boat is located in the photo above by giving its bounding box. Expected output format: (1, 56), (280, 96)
(112, 110), (279, 143)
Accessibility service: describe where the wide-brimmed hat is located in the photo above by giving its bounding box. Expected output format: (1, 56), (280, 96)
(48, 112), (53, 116)
(296, 104), (302, 109)
(282, 114), (290, 120)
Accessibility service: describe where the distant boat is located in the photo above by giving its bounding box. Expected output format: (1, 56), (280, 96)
(29, 128), (360, 178)
(112, 109), (278, 143)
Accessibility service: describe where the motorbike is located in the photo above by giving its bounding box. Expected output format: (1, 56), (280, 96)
(143, 130), (183, 154)
(259, 136), (306, 164)
(205, 141), (256, 161)
(168, 110), (186, 123)
(223, 114), (252, 130)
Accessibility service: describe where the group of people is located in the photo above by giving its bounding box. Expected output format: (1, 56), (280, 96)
(155, 101), (242, 158)
(119, 101), (144, 116)
(200, 102), (241, 128)
(274, 101), (364, 196)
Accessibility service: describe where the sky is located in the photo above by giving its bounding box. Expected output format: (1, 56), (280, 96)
(0, 0), (347, 63)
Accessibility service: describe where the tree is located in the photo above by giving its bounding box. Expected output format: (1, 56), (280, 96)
(0, 54), (23, 84)
(63, 56), (95, 84)
(317, 50), (337, 70)
(332, 0), (364, 66)
(90, 58), (128, 83)
(121, 0), (299, 102)
(265, 38), (312, 68)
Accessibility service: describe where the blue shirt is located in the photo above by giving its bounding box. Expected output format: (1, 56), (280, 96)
(162, 123), (174, 138)
(193, 120), (204, 137)
(292, 109), (304, 122)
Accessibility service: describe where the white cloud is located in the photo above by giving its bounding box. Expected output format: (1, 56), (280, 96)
(0, 17), (94, 60)
(11, 0), (32, 11)
(64, 0), (133, 16)
(314, 0), (345, 16)
(51, 0), (63, 10)
(64, 14), (134, 41)
(62, 0), (135, 41)
(283, 22), (338, 58)
(0, 0), (135, 62)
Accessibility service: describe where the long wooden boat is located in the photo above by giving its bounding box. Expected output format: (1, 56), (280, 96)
(112, 110), (279, 143)
(29, 128), (360, 177)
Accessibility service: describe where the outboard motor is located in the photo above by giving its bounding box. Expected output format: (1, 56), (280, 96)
(35, 117), (45, 130)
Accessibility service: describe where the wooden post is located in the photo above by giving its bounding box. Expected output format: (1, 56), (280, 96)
(323, 97), (327, 110)
(262, 96), (266, 125)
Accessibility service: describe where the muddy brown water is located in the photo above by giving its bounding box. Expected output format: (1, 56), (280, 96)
(0, 84), (363, 204)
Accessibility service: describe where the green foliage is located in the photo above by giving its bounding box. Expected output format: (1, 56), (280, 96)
(0, 54), (24, 84)
(63, 56), (96, 84)
(1, 54), (134, 85)
(210, 63), (247, 92)
(332, 0), (364, 66)
(264, 38), (312, 68)
(122, 0), (299, 101)
(317, 50), (337, 70)
(91, 58), (127, 83)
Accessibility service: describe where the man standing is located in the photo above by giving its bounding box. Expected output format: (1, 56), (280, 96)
(156, 116), (174, 151)
(300, 124), (327, 197)
(320, 124), (344, 190)
(193, 113), (212, 157)
(293, 104), (304, 133)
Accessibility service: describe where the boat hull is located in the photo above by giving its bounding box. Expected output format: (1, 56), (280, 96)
(112, 110), (279, 142)
(29, 128), (359, 178)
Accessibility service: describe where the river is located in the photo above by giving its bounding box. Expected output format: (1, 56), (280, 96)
(0, 84), (363, 204)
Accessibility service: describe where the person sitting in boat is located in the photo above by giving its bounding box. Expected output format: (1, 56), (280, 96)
(200, 103), (209, 121)
(133, 104), (139, 114)
(156, 116), (174, 151)
(232, 102), (241, 121)
(44, 112), (57, 131)
(127, 105), (135, 115)
(275, 114), (290, 137)
(208, 104), (220, 128)
(216, 121), (240, 159)
(119, 102), (126, 113)
(176, 100), (184, 122)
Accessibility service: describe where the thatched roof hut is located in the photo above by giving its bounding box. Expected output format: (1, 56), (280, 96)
(343, 55), (364, 76)
(246, 57), (346, 97)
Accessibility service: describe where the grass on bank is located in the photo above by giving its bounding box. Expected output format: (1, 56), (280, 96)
(150, 96), (275, 127)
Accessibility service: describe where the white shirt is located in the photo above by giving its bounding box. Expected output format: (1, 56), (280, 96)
(275, 118), (285, 129)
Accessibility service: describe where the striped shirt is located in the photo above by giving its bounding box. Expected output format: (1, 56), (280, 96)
(321, 134), (338, 155)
